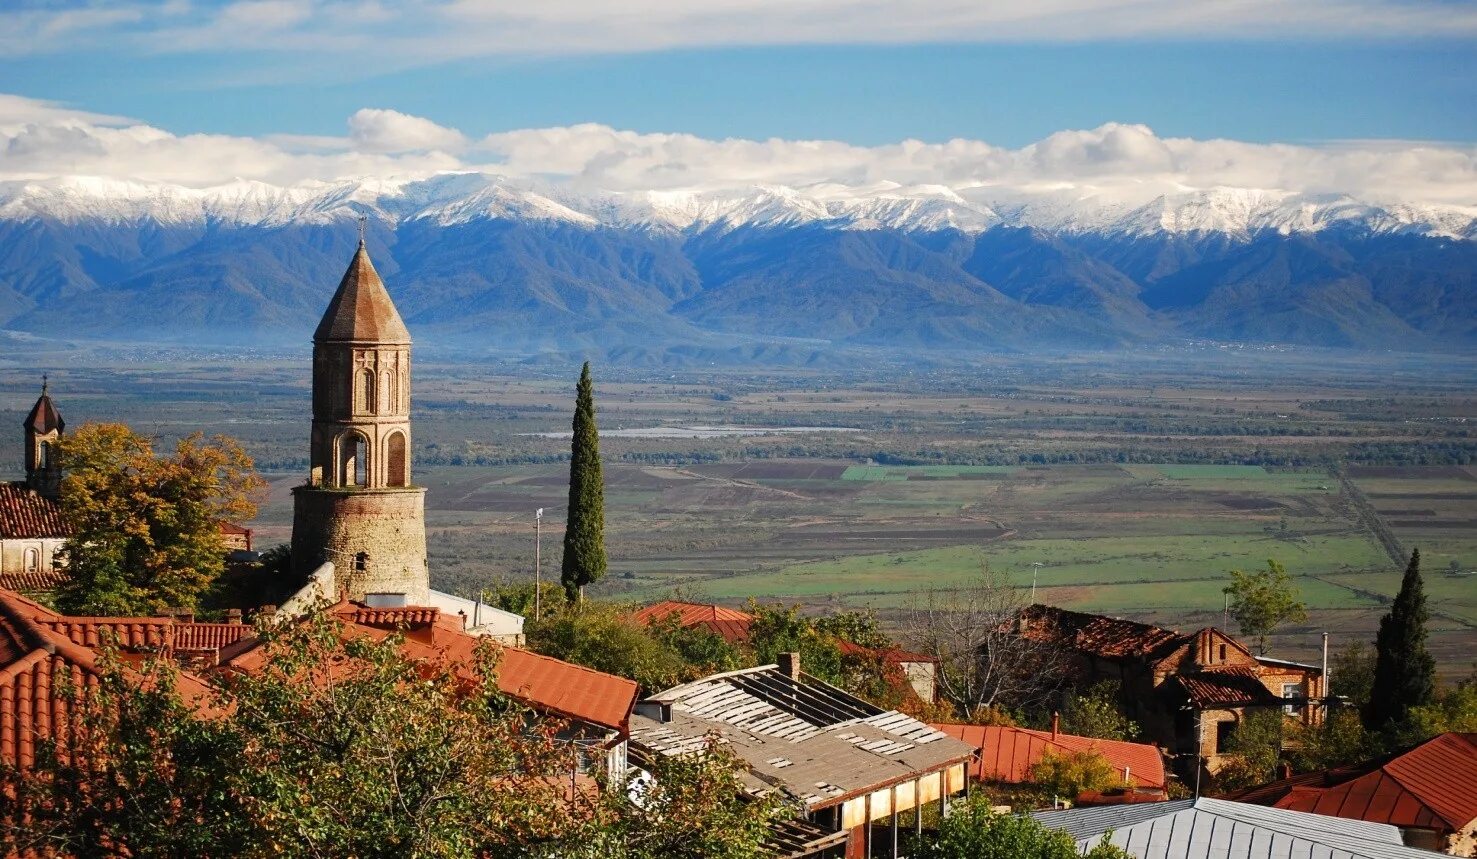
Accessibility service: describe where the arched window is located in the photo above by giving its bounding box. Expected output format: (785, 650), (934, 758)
(356, 368), (375, 414)
(387, 432), (408, 487)
(24, 548), (39, 573)
(381, 370), (392, 413)
(341, 433), (370, 487)
(37, 441), (51, 469)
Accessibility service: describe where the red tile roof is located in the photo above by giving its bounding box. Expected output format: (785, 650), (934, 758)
(1228, 732), (1477, 833)
(0, 568), (68, 593)
(1017, 604), (1185, 660)
(0, 483), (70, 539)
(1169, 666), (1281, 708)
(836, 639), (937, 665)
(12, 593), (251, 658)
(934, 722), (1166, 790)
(632, 600), (755, 643)
(0, 589), (216, 770)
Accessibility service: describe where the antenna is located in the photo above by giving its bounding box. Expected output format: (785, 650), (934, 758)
(357, 214), (367, 245)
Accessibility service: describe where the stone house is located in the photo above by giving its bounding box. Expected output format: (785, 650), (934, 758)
(1013, 605), (1325, 779)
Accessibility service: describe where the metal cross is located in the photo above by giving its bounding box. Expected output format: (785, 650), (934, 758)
(357, 214), (367, 244)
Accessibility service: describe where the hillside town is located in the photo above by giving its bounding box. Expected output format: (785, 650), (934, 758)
(2, 242), (1473, 859)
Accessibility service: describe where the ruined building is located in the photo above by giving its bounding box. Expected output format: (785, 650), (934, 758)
(290, 240), (429, 603)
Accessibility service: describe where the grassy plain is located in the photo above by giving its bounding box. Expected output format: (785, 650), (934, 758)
(2, 348), (1474, 673)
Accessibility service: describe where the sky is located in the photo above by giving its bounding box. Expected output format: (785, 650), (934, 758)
(0, 0), (1474, 202)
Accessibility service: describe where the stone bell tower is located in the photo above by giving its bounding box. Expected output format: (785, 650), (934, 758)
(23, 376), (64, 501)
(290, 238), (428, 603)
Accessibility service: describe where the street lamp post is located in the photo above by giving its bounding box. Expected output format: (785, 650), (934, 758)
(535, 508), (544, 621)
(1030, 562), (1044, 603)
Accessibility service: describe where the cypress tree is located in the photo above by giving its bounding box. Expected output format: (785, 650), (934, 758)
(561, 362), (607, 600)
(1367, 548), (1436, 729)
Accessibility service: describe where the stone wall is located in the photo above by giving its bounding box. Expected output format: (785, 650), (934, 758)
(290, 486), (428, 603)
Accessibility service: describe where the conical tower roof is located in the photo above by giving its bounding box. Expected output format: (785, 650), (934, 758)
(314, 241), (411, 344)
(23, 379), (63, 434)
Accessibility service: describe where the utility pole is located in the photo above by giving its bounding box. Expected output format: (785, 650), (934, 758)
(1030, 562), (1044, 603)
(534, 508), (543, 620)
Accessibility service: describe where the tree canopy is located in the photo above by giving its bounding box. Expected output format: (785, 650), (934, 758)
(1368, 549), (1437, 730)
(909, 795), (1132, 859)
(1222, 559), (1308, 655)
(562, 362), (608, 600)
(54, 423), (263, 615)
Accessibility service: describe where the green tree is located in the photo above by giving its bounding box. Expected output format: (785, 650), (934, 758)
(747, 602), (844, 685)
(562, 362), (608, 600)
(54, 423), (263, 615)
(909, 795), (1133, 859)
(1028, 749), (1117, 798)
(1223, 560), (1308, 655)
(1289, 708), (1373, 772)
(527, 601), (688, 693)
(2, 609), (781, 858)
(1368, 549), (1436, 730)
(1060, 680), (1140, 742)
(1330, 641), (1376, 712)
(1214, 709), (1285, 792)
(1401, 677), (1477, 742)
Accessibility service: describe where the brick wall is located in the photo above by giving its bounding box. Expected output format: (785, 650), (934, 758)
(290, 486), (428, 603)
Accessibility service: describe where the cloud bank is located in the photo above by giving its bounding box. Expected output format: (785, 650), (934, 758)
(2, 0), (1476, 61)
(1, 94), (1474, 208)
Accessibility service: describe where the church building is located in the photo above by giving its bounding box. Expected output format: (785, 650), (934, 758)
(290, 239), (430, 604)
(0, 380), (71, 593)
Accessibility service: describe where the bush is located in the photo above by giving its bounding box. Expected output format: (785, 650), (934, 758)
(1028, 749), (1116, 799)
(910, 795), (1133, 859)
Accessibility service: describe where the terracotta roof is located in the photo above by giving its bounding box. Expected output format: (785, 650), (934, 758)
(9, 593), (250, 657)
(314, 241), (410, 344)
(1227, 732), (1477, 833)
(23, 387), (63, 434)
(1169, 666), (1281, 708)
(228, 600), (637, 735)
(836, 639), (937, 665)
(0, 483), (69, 539)
(0, 589), (216, 770)
(1017, 604), (1185, 661)
(632, 600), (755, 643)
(933, 723), (1166, 790)
(0, 567), (68, 593)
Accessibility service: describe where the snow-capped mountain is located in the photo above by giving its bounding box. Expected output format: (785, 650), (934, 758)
(0, 172), (1472, 359)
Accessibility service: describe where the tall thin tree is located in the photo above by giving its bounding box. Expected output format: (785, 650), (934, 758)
(1367, 548), (1436, 729)
(561, 362), (607, 601)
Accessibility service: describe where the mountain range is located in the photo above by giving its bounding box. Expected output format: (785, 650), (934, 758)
(1, 173), (1473, 362)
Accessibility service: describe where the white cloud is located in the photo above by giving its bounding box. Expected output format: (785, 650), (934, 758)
(347, 108), (468, 154)
(2, 0), (1475, 60)
(0, 94), (1473, 209)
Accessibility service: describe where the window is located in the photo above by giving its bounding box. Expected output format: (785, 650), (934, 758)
(24, 548), (39, 573)
(1218, 644), (1227, 662)
(1283, 683), (1301, 716)
(342, 433), (369, 487)
(356, 368), (375, 414)
(37, 441), (51, 469)
(387, 432), (407, 487)
(354, 552), (368, 573)
(1215, 720), (1235, 754)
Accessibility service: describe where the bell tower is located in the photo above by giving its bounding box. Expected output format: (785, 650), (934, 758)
(290, 237), (428, 602)
(23, 376), (64, 501)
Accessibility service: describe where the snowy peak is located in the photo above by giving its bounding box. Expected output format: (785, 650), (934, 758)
(0, 173), (1472, 240)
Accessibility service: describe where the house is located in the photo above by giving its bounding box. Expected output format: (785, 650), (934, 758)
(1012, 605), (1325, 777)
(633, 598), (939, 701)
(933, 720), (1168, 802)
(629, 652), (975, 858)
(1031, 796), (1449, 859)
(1225, 731), (1477, 855)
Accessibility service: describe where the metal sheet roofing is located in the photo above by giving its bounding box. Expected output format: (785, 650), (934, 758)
(933, 723), (1166, 790)
(0, 483), (69, 539)
(1032, 797), (1445, 859)
(1229, 732), (1477, 833)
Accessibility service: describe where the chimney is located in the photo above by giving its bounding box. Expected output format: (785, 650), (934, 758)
(778, 651), (801, 681)
(225, 608), (243, 625)
(1052, 711), (1060, 740)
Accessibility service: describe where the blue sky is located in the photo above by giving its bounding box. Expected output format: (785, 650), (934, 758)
(1, 1), (1474, 147)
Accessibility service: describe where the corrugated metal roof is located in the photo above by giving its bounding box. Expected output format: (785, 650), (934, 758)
(1032, 797), (1445, 859)
(934, 723), (1166, 789)
(1230, 732), (1477, 833)
(0, 483), (69, 539)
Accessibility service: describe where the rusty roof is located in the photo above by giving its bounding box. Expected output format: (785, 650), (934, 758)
(23, 385), (63, 434)
(632, 600), (755, 643)
(934, 723), (1166, 790)
(1228, 732), (1477, 833)
(0, 483), (70, 539)
(1169, 666), (1282, 708)
(0, 589), (217, 770)
(1017, 604), (1185, 660)
(314, 241), (411, 344)
(0, 567), (68, 593)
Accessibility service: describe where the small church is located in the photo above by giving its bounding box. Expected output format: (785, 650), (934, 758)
(0, 380), (70, 592)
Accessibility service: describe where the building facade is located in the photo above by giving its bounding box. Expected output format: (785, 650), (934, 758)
(0, 383), (70, 594)
(290, 241), (429, 603)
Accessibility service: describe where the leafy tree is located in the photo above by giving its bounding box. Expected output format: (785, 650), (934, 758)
(1330, 641), (1376, 711)
(646, 614), (744, 676)
(527, 601), (689, 693)
(909, 795), (1133, 859)
(1214, 709), (1285, 792)
(1028, 749), (1117, 798)
(813, 609), (892, 649)
(747, 602), (844, 684)
(562, 362), (608, 601)
(2, 609), (781, 858)
(54, 423), (263, 615)
(1288, 708), (1374, 772)
(1401, 676), (1477, 742)
(1223, 559), (1308, 655)
(1060, 680), (1140, 742)
(1368, 549), (1436, 729)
